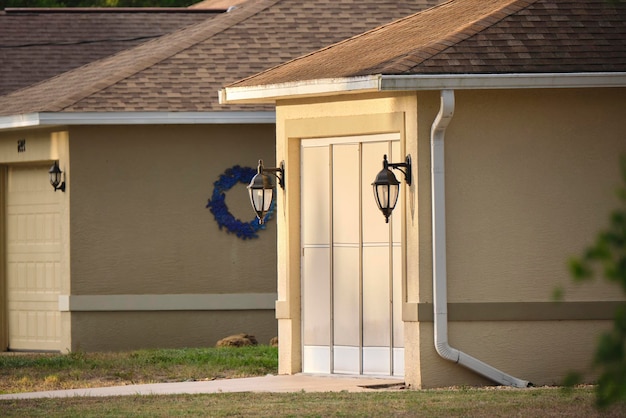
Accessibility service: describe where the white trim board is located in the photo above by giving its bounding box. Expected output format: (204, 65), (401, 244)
(58, 293), (277, 312)
(0, 111), (276, 130)
(221, 72), (626, 104)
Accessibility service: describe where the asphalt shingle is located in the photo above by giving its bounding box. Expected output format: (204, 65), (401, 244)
(0, 8), (222, 96)
(0, 0), (443, 116)
(228, 0), (626, 89)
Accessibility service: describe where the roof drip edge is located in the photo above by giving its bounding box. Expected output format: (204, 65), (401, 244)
(0, 111), (276, 130)
(380, 72), (626, 90)
(220, 75), (382, 104)
(221, 72), (626, 103)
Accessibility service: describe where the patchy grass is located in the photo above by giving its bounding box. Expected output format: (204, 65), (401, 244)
(0, 346), (277, 394)
(1, 388), (625, 417)
(1, 347), (625, 417)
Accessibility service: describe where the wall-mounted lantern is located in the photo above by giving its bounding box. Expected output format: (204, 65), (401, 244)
(49, 161), (66, 192)
(372, 154), (411, 223)
(248, 159), (285, 224)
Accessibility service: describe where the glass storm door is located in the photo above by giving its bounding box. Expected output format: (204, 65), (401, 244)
(301, 134), (404, 377)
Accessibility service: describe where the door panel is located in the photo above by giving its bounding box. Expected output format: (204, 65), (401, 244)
(332, 144), (360, 245)
(301, 134), (403, 376)
(6, 165), (62, 351)
(332, 246), (360, 347)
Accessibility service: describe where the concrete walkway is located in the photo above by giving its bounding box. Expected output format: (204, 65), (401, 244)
(0, 375), (406, 399)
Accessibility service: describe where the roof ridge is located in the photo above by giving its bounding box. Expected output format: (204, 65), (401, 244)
(17, 0), (281, 112)
(381, 0), (537, 73)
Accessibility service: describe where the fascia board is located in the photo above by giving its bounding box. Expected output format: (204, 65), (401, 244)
(0, 111), (276, 130)
(0, 113), (42, 130)
(219, 75), (382, 104)
(380, 72), (626, 90)
(219, 72), (626, 104)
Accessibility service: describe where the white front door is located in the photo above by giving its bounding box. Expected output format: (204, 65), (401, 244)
(301, 134), (404, 376)
(6, 164), (62, 351)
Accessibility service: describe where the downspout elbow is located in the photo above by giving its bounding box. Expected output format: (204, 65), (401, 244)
(435, 338), (460, 363)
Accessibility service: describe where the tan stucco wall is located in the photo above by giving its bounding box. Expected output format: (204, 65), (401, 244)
(70, 310), (277, 352)
(443, 88), (625, 304)
(273, 87), (626, 388)
(0, 124), (278, 352)
(416, 87), (626, 388)
(65, 124), (278, 350)
(69, 125), (276, 295)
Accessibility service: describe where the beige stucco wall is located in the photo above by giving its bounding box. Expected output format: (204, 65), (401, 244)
(0, 124), (278, 352)
(66, 124), (278, 350)
(419, 87), (626, 388)
(69, 125), (275, 295)
(273, 86), (626, 388)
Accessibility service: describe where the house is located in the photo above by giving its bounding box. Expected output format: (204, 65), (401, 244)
(220, 0), (626, 388)
(0, 0), (444, 352)
(0, 6), (224, 96)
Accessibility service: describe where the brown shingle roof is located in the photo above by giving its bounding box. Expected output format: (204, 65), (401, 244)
(229, 0), (626, 88)
(0, 8), (221, 96)
(0, 0), (443, 116)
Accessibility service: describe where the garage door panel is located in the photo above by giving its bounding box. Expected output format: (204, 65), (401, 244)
(6, 165), (62, 351)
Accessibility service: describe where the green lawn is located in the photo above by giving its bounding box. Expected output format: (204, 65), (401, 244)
(1, 347), (625, 417)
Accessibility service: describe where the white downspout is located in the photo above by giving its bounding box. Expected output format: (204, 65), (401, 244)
(430, 89), (530, 388)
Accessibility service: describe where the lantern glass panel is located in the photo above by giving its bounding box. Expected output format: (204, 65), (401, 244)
(249, 187), (273, 214)
(374, 183), (399, 211)
(49, 164), (61, 188)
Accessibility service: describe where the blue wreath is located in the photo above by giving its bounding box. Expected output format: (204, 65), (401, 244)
(206, 165), (274, 240)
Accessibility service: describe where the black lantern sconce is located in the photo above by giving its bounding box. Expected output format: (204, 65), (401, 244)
(248, 159), (285, 224)
(49, 161), (66, 192)
(372, 154), (411, 223)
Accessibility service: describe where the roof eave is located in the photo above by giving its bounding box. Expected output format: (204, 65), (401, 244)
(219, 75), (382, 104)
(220, 72), (626, 104)
(0, 111), (276, 130)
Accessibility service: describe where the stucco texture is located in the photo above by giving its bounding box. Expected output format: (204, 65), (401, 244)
(273, 86), (626, 388)
(69, 124), (276, 295)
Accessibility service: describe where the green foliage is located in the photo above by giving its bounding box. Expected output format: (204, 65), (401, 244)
(568, 156), (626, 408)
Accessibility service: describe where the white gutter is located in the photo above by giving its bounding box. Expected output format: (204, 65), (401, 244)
(0, 111), (276, 130)
(430, 89), (530, 388)
(382, 72), (626, 91)
(220, 72), (626, 104)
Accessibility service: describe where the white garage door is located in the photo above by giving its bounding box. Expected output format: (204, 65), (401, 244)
(301, 133), (404, 377)
(6, 164), (62, 351)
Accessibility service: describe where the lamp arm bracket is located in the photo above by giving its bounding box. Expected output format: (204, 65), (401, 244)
(389, 155), (412, 186)
(262, 160), (285, 189)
